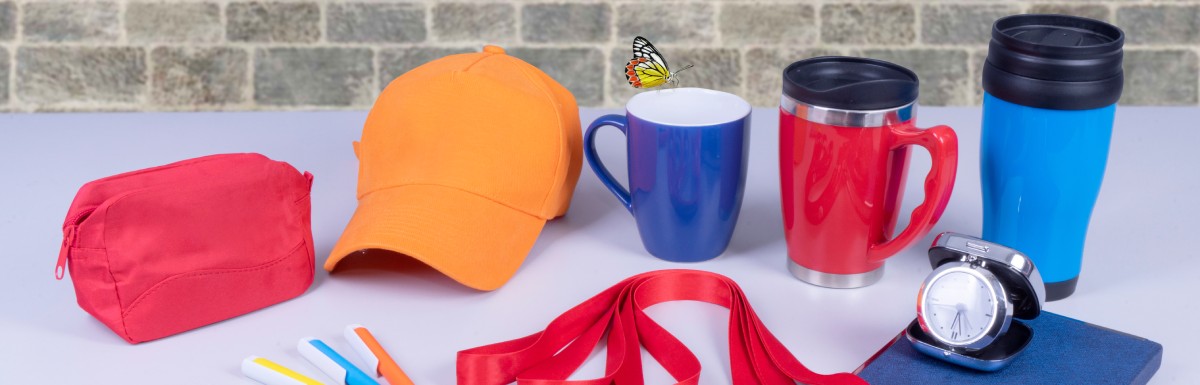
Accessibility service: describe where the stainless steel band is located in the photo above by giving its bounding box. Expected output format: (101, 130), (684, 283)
(787, 260), (884, 289)
(780, 95), (916, 128)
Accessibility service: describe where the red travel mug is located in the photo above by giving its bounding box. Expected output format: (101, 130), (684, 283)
(779, 57), (958, 288)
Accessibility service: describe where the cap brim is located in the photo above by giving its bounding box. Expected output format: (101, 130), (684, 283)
(325, 185), (545, 291)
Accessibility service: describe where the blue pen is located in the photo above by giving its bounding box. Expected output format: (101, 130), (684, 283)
(297, 337), (380, 385)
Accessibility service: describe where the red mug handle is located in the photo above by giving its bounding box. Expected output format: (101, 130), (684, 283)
(867, 124), (958, 263)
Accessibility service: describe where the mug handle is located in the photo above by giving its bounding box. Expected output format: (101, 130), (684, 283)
(584, 114), (633, 213)
(867, 124), (959, 263)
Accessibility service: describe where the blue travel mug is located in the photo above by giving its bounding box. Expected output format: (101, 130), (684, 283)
(981, 15), (1124, 301)
(584, 88), (750, 262)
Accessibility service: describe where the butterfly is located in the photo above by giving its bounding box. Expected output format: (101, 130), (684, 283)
(624, 36), (693, 89)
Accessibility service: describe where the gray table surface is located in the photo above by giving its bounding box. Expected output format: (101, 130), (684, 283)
(0, 107), (1193, 384)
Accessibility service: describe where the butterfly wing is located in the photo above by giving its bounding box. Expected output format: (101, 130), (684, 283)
(633, 36), (669, 71)
(625, 58), (670, 89)
(626, 36), (673, 89)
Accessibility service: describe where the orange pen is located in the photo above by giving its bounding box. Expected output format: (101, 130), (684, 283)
(344, 325), (415, 385)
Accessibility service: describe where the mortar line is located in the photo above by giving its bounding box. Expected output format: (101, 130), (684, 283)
(317, 0), (327, 43)
(247, 44), (257, 109)
(10, 0), (21, 110)
(815, 0), (825, 50)
(122, 0), (152, 110)
(371, 45), (380, 98)
(912, 1), (922, 48)
(606, 0), (618, 107)
(513, 0), (522, 45)
(144, 44), (154, 109)
(218, 0), (248, 110)
(4, 44), (11, 109)
(426, 0), (436, 43)
(116, 0), (127, 45)
(1195, 46), (1200, 106)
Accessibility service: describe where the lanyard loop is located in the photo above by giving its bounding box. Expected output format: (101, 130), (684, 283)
(457, 269), (868, 385)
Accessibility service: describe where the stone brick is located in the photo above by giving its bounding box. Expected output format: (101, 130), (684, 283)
(522, 3), (610, 43)
(152, 47), (248, 107)
(664, 48), (741, 93)
(1121, 50), (1198, 105)
(17, 47), (146, 105)
(922, 4), (1021, 45)
(379, 47), (476, 89)
(255, 48), (374, 107)
(746, 47), (842, 107)
(0, 1), (14, 41)
(720, 4), (816, 45)
(127, 2), (222, 43)
(858, 49), (971, 106)
(0, 47), (8, 105)
(508, 47), (605, 107)
(609, 47), (739, 106)
(1027, 5), (1111, 22)
(23, 2), (120, 42)
(329, 3), (425, 43)
(821, 4), (914, 45)
(617, 3), (715, 44)
(433, 3), (515, 43)
(227, 2), (320, 43)
(1116, 5), (1200, 45)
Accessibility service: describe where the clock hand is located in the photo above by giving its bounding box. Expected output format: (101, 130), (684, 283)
(956, 309), (969, 340)
(950, 311), (961, 340)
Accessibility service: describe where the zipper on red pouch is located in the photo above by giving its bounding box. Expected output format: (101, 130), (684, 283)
(56, 226), (76, 280)
(56, 208), (92, 280)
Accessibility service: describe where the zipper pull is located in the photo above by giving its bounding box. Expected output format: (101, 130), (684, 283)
(55, 227), (76, 280)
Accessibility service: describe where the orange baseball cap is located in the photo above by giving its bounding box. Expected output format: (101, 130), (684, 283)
(325, 45), (582, 291)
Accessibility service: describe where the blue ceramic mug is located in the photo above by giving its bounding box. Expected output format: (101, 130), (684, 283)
(585, 88), (751, 262)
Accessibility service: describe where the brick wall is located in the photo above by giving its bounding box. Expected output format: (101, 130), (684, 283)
(0, 1), (1195, 112)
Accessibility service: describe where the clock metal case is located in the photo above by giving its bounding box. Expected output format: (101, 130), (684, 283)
(917, 263), (1011, 350)
(906, 320), (1034, 372)
(908, 232), (1046, 371)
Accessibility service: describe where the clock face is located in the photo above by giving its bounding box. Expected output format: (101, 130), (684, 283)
(923, 269), (998, 345)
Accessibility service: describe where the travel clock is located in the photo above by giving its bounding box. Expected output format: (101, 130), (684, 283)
(907, 232), (1046, 371)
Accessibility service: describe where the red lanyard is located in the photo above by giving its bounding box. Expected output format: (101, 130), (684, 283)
(457, 269), (868, 385)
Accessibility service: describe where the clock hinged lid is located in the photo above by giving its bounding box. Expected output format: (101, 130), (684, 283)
(927, 233), (1046, 320)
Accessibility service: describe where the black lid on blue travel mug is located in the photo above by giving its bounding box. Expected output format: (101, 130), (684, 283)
(983, 14), (1124, 110)
(783, 56), (919, 110)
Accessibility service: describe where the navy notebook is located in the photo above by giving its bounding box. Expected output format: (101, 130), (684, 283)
(856, 312), (1162, 384)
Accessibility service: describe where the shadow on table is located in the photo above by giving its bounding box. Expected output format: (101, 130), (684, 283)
(726, 197), (785, 255)
(326, 249), (481, 295)
(526, 173), (650, 261)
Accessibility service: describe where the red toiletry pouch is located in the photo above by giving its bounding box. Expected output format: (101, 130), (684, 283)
(55, 153), (315, 344)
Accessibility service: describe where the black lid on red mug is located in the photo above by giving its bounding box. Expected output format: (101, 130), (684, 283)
(984, 14), (1124, 110)
(782, 56), (919, 111)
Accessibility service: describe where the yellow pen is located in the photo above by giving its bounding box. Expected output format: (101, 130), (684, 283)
(242, 356), (326, 385)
